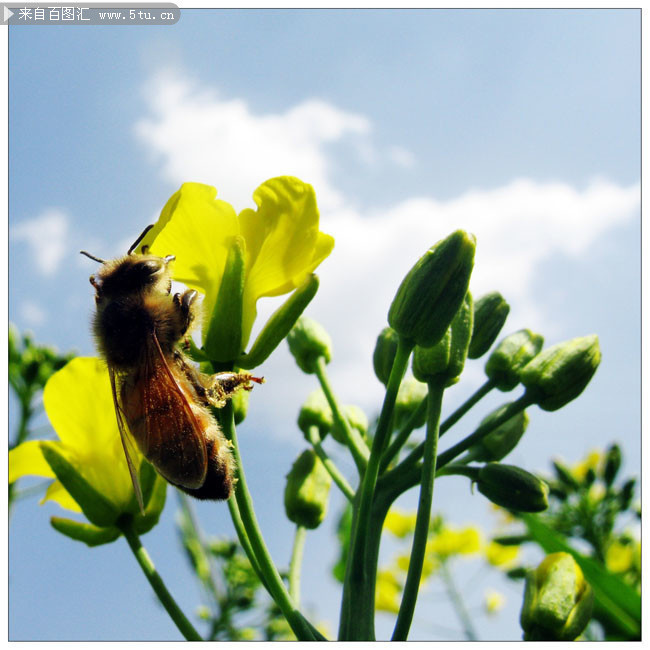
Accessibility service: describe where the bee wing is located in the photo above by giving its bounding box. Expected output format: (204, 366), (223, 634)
(109, 366), (145, 514)
(139, 331), (208, 490)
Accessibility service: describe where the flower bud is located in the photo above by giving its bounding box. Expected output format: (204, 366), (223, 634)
(331, 404), (368, 444)
(485, 329), (544, 391)
(232, 387), (250, 424)
(602, 443), (621, 487)
(284, 449), (331, 529)
(477, 463), (549, 513)
(469, 403), (529, 462)
(520, 552), (594, 641)
(388, 230), (476, 347)
(373, 327), (399, 385)
(287, 316), (332, 374)
(520, 335), (601, 411)
(393, 376), (428, 430)
(445, 291), (473, 384)
(468, 292), (510, 359)
(297, 389), (333, 438)
(412, 291), (473, 386)
(552, 459), (580, 491)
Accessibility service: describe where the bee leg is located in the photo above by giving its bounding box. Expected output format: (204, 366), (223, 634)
(173, 289), (199, 335)
(204, 372), (264, 408)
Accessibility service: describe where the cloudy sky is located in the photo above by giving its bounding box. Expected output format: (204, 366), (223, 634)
(8, 8), (640, 642)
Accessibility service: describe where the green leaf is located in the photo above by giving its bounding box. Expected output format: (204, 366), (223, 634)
(521, 513), (640, 639)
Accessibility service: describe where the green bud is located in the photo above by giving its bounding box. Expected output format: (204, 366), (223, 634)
(232, 387), (249, 424)
(393, 376), (428, 430)
(619, 478), (636, 511)
(50, 517), (121, 547)
(412, 330), (451, 382)
(552, 459), (580, 491)
(331, 404), (368, 444)
(445, 291), (473, 384)
(469, 403), (529, 462)
(485, 329), (544, 391)
(204, 236), (245, 362)
(477, 463), (549, 513)
(297, 389), (333, 438)
(287, 316), (332, 374)
(412, 291), (473, 386)
(520, 335), (601, 411)
(468, 291), (510, 359)
(238, 274), (319, 370)
(284, 449), (331, 529)
(373, 326), (399, 385)
(388, 230), (476, 347)
(603, 443), (622, 487)
(520, 552), (594, 641)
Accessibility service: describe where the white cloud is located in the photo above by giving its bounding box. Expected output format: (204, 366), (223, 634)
(133, 69), (639, 436)
(19, 300), (47, 326)
(135, 69), (370, 212)
(10, 208), (69, 275)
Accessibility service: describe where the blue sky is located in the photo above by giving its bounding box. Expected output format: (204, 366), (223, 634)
(8, 8), (640, 641)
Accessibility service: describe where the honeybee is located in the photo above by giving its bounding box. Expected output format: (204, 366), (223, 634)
(81, 226), (262, 511)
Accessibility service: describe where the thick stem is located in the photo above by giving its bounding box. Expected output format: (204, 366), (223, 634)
(394, 378), (495, 472)
(118, 517), (202, 641)
(221, 403), (322, 641)
(392, 378), (445, 641)
(338, 336), (414, 640)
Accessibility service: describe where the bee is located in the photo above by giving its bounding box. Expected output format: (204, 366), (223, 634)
(81, 226), (262, 511)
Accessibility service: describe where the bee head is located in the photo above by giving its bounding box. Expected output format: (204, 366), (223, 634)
(83, 253), (175, 300)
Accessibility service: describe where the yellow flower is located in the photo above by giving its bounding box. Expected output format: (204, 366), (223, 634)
(484, 589), (505, 615)
(9, 357), (165, 540)
(140, 177), (334, 361)
(571, 449), (602, 482)
(605, 539), (639, 574)
(485, 540), (520, 568)
(375, 569), (402, 614)
(384, 508), (418, 538)
(426, 525), (483, 559)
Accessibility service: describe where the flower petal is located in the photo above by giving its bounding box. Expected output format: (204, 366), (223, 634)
(141, 182), (240, 319)
(43, 357), (139, 510)
(41, 479), (83, 513)
(9, 440), (55, 482)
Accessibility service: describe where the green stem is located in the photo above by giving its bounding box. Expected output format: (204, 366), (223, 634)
(339, 336), (414, 641)
(288, 525), (307, 607)
(306, 425), (355, 502)
(378, 394), (533, 503)
(440, 561), (478, 641)
(221, 402), (322, 641)
(118, 517), (202, 641)
(379, 395), (428, 473)
(394, 378), (495, 472)
(314, 356), (369, 473)
(436, 393), (534, 469)
(392, 378), (445, 641)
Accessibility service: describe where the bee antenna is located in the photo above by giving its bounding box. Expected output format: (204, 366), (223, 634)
(80, 250), (106, 264)
(128, 224), (154, 255)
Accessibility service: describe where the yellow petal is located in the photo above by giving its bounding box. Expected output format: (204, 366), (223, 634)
(41, 479), (83, 513)
(240, 177), (334, 344)
(142, 182), (240, 319)
(43, 357), (138, 510)
(9, 440), (55, 482)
